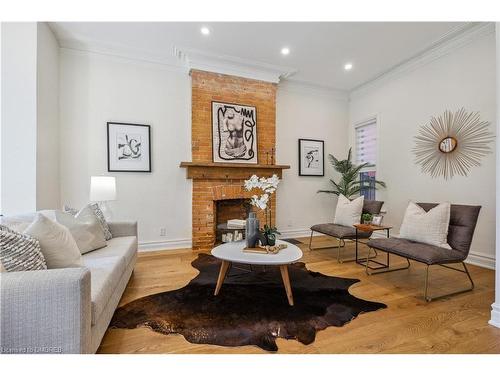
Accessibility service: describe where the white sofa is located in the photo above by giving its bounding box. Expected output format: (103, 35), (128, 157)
(0, 219), (138, 354)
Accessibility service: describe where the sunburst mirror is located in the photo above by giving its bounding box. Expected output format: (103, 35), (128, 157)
(413, 108), (494, 180)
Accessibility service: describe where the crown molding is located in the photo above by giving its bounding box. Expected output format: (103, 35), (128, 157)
(56, 35), (186, 71)
(350, 22), (495, 99)
(278, 79), (349, 101)
(175, 46), (298, 83)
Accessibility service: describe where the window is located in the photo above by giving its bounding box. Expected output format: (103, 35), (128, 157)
(355, 118), (377, 165)
(355, 118), (377, 200)
(359, 171), (376, 200)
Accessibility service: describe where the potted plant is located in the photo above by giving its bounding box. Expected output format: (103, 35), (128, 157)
(318, 148), (386, 199)
(244, 174), (280, 247)
(361, 213), (373, 225)
(260, 224), (281, 246)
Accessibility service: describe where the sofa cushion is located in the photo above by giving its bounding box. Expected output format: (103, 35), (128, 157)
(84, 255), (126, 325)
(83, 236), (137, 266)
(55, 211), (107, 254)
(24, 213), (83, 269)
(311, 223), (371, 239)
(367, 238), (466, 265)
(65, 204), (113, 240)
(0, 210), (55, 233)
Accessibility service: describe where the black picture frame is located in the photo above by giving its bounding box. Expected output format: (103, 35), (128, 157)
(107, 122), (152, 173)
(211, 101), (258, 164)
(298, 138), (324, 177)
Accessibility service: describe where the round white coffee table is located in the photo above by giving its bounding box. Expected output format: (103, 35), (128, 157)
(211, 239), (303, 306)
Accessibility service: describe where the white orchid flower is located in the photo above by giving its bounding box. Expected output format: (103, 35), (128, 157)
(245, 175), (279, 212)
(267, 174), (280, 188)
(244, 175), (261, 191)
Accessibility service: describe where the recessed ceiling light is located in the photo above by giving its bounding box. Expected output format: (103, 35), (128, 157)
(344, 63), (353, 71)
(200, 27), (210, 35)
(281, 47), (290, 55)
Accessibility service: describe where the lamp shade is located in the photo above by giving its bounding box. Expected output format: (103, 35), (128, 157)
(90, 176), (116, 202)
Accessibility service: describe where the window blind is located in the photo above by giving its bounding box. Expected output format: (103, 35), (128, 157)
(355, 119), (377, 166)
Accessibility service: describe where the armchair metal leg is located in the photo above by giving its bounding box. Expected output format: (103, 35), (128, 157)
(338, 242), (376, 264)
(364, 247), (411, 274)
(308, 231), (376, 264)
(423, 262), (474, 302)
(309, 231), (345, 251)
(337, 238), (343, 262)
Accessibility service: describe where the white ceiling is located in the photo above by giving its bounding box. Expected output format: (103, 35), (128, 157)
(50, 22), (473, 91)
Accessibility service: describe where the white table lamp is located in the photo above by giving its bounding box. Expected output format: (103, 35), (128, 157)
(90, 176), (116, 219)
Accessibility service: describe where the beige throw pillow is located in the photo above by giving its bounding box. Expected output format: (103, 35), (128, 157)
(24, 213), (83, 269)
(55, 211), (107, 254)
(333, 194), (364, 227)
(399, 201), (451, 249)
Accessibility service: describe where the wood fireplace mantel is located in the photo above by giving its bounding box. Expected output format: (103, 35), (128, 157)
(180, 162), (290, 180)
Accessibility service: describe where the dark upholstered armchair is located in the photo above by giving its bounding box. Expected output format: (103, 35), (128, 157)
(309, 200), (384, 262)
(366, 203), (481, 302)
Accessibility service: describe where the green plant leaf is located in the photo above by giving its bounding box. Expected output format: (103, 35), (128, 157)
(319, 148), (386, 200)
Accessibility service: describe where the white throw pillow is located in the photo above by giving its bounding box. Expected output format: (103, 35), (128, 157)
(399, 201), (451, 249)
(55, 211), (107, 254)
(66, 204), (113, 241)
(333, 194), (364, 227)
(24, 213), (83, 269)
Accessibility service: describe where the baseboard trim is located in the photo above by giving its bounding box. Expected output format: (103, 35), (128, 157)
(489, 303), (500, 328)
(139, 238), (192, 252)
(279, 228), (318, 240)
(465, 251), (495, 270)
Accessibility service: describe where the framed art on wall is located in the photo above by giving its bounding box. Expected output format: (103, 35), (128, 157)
(107, 122), (151, 172)
(212, 101), (258, 164)
(298, 139), (324, 176)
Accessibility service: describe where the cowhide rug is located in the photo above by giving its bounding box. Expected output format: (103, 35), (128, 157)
(110, 253), (386, 351)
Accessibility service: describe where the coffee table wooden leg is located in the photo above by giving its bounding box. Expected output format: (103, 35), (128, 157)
(280, 265), (294, 306)
(214, 260), (230, 296)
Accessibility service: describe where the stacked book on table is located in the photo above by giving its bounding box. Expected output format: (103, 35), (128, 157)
(221, 219), (246, 242)
(227, 219), (246, 229)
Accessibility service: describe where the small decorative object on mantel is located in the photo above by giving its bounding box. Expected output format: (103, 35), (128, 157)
(212, 101), (258, 164)
(298, 139), (324, 176)
(244, 174), (280, 246)
(107, 122), (151, 172)
(413, 108), (494, 179)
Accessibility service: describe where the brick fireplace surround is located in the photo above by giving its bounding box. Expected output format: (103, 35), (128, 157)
(180, 70), (289, 251)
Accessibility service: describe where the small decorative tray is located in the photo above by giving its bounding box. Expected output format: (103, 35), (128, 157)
(243, 243), (288, 254)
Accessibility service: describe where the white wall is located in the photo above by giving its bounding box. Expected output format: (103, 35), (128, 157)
(0, 22), (38, 215)
(349, 30), (496, 268)
(36, 22), (60, 210)
(59, 49), (192, 248)
(490, 23), (500, 328)
(276, 82), (349, 237)
(58, 49), (350, 247)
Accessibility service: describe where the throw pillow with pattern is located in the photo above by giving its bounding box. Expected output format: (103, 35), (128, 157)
(64, 204), (113, 241)
(88, 203), (113, 240)
(0, 225), (47, 272)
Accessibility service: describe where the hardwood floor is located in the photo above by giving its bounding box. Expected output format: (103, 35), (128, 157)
(97, 236), (500, 354)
